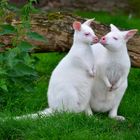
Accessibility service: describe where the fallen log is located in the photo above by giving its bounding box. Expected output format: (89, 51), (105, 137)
(0, 12), (140, 67)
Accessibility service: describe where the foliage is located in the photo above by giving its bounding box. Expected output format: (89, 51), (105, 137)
(0, 0), (46, 108)
(0, 0), (8, 24)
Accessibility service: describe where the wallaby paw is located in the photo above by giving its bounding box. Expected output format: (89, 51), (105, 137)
(110, 115), (125, 121)
(108, 85), (118, 92)
(111, 85), (118, 91)
(107, 85), (112, 92)
(88, 70), (95, 77)
(86, 111), (93, 116)
(85, 108), (93, 116)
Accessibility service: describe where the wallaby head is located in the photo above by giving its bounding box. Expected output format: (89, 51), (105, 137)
(100, 24), (138, 52)
(73, 19), (98, 45)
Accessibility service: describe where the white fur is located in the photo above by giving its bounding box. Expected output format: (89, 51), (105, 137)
(48, 20), (97, 115)
(13, 19), (97, 120)
(90, 24), (137, 121)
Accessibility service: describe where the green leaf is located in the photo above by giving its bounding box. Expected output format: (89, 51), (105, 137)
(7, 4), (20, 13)
(0, 84), (8, 92)
(30, 0), (38, 3)
(5, 47), (19, 68)
(14, 63), (37, 77)
(17, 41), (34, 52)
(0, 80), (8, 92)
(0, 68), (7, 75)
(0, 24), (16, 35)
(27, 32), (47, 43)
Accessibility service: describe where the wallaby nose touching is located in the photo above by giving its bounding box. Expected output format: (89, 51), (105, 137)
(93, 36), (99, 43)
(100, 36), (106, 45)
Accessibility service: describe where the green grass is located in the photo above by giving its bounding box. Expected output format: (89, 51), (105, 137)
(0, 52), (140, 139)
(75, 11), (140, 31)
(0, 11), (140, 139)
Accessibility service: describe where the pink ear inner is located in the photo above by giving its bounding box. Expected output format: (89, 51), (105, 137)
(125, 29), (138, 40)
(73, 21), (81, 31)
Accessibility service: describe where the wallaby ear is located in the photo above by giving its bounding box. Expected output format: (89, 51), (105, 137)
(73, 21), (81, 31)
(83, 18), (95, 26)
(110, 24), (120, 32)
(123, 29), (138, 41)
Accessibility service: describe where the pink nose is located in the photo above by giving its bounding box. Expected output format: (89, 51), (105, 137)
(93, 36), (99, 43)
(100, 36), (106, 44)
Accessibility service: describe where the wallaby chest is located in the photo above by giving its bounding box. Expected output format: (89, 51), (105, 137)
(105, 61), (125, 85)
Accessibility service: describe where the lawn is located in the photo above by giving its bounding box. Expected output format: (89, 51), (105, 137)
(0, 11), (140, 139)
(75, 10), (140, 30)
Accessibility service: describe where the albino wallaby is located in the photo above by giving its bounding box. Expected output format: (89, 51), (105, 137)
(15, 19), (98, 120)
(90, 24), (137, 121)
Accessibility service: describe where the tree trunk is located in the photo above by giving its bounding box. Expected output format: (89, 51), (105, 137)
(0, 12), (140, 67)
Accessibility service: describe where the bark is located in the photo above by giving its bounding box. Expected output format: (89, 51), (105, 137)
(0, 12), (140, 67)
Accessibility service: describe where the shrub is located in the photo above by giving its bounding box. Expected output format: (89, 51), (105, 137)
(0, 0), (46, 108)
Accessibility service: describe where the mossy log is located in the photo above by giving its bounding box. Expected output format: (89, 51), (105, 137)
(0, 12), (140, 67)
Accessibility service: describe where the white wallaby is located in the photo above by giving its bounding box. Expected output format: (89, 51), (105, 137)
(90, 24), (137, 121)
(15, 19), (98, 120)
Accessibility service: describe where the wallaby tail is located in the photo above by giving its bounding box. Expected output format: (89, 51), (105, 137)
(0, 108), (53, 122)
(15, 108), (53, 120)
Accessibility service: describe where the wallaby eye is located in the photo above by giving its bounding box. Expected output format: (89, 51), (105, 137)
(113, 37), (118, 40)
(84, 33), (90, 36)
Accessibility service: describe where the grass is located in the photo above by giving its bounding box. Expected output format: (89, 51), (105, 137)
(0, 11), (140, 139)
(75, 10), (140, 31)
(0, 53), (140, 140)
